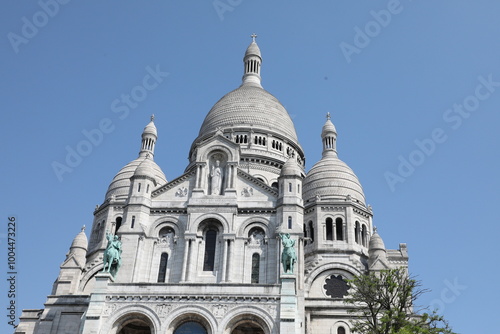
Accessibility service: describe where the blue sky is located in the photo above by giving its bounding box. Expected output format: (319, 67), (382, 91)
(2, 1), (499, 333)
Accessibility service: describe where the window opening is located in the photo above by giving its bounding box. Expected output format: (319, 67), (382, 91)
(157, 253), (168, 282)
(203, 229), (217, 271)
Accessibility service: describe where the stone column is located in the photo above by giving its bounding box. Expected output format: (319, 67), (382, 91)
(82, 273), (114, 334)
(181, 238), (191, 282)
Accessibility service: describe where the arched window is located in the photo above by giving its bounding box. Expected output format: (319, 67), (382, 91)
(115, 217), (122, 234)
(288, 182), (292, 192)
(288, 216), (292, 229)
(251, 253), (260, 283)
(303, 223), (308, 245)
(203, 229), (217, 271)
(309, 221), (314, 243)
(355, 221), (360, 244)
(337, 326), (346, 334)
(131, 216), (136, 229)
(118, 320), (152, 334)
(138, 183), (141, 192)
(157, 253), (168, 282)
(232, 323), (265, 334)
(336, 217), (343, 241)
(326, 218), (333, 241)
(361, 224), (367, 247)
(174, 322), (207, 334)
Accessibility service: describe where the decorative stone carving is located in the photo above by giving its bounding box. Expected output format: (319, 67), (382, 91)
(156, 304), (172, 318)
(102, 303), (117, 317)
(175, 186), (188, 197)
(157, 230), (175, 247)
(249, 230), (265, 245)
(323, 275), (350, 299)
(212, 304), (228, 318)
(241, 187), (254, 197)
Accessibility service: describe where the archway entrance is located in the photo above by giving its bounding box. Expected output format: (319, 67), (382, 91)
(231, 323), (265, 334)
(118, 319), (152, 334)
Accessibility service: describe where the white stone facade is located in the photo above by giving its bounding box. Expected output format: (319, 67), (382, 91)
(16, 39), (408, 334)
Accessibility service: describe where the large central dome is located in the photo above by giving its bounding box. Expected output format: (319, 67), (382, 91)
(190, 37), (304, 166)
(198, 84), (299, 143)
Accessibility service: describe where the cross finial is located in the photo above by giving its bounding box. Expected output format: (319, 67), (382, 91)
(251, 33), (257, 42)
(373, 226), (378, 233)
(151, 114), (155, 122)
(81, 225), (86, 232)
(326, 112), (331, 120)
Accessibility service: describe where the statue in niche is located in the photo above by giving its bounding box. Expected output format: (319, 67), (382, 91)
(279, 233), (297, 274)
(250, 230), (265, 245)
(210, 160), (223, 195)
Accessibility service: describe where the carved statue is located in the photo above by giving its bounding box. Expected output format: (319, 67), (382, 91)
(279, 233), (297, 274)
(210, 160), (223, 195)
(102, 232), (122, 277)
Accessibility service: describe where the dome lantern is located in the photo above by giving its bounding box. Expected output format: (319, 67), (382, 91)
(242, 33), (262, 87)
(322, 112), (338, 157)
(140, 114), (157, 158)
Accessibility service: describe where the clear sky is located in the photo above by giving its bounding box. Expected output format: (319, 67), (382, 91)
(2, 1), (499, 333)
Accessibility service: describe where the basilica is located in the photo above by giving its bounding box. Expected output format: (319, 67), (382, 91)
(16, 37), (408, 334)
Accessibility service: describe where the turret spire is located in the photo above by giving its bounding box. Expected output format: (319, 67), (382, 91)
(242, 34), (262, 87)
(321, 113), (338, 157)
(139, 115), (158, 158)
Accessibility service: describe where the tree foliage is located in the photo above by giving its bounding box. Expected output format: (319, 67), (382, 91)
(344, 269), (456, 334)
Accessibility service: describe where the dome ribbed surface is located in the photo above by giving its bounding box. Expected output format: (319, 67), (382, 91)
(105, 157), (167, 200)
(303, 154), (365, 204)
(134, 157), (158, 177)
(369, 231), (386, 251)
(245, 42), (261, 58)
(198, 85), (299, 144)
(143, 121), (157, 136)
(70, 230), (88, 251)
(322, 119), (337, 135)
(281, 158), (302, 177)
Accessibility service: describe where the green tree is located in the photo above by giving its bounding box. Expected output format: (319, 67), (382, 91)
(344, 268), (456, 334)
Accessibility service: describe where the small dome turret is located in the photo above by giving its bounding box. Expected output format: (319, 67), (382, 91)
(303, 113), (365, 204)
(105, 117), (167, 201)
(368, 228), (388, 268)
(70, 225), (88, 253)
(281, 158), (303, 177)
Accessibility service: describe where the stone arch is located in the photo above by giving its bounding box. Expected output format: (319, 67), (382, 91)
(79, 263), (104, 294)
(252, 173), (269, 185)
(221, 306), (274, 334)
(149, 217), (182, 238)
(104, 305), (161, 334)
(165, 306), (216, 334)
(238, 217), (271, 238)
(189, 213), (230, 234)
(332, 321), (351, 334)
(200, 145), (235, 163)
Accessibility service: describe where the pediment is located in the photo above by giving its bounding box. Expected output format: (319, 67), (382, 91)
(368, 256), (390, 271)
(237, 169), (278, 200)
(60, 254), (83, 269)
(152, 170), (195, 200)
